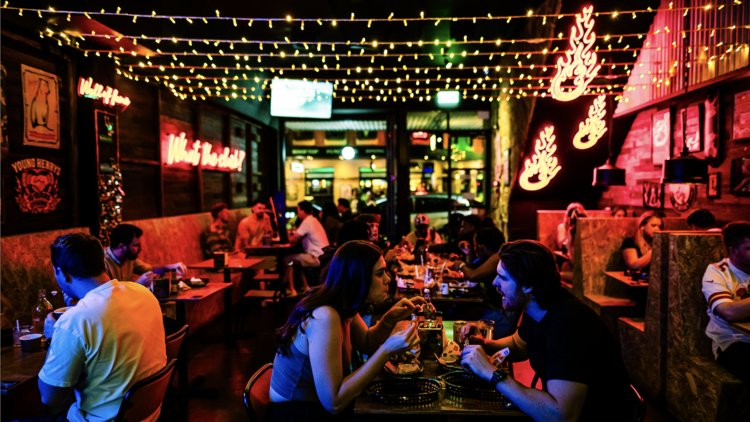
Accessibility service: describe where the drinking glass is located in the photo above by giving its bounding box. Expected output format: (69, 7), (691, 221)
(479, 319), (495, 340)
(13, 325), (33, 348)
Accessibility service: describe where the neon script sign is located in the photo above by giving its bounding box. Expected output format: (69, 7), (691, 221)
(520, 126), (561, 191)
(573, 95), (608, 150)
(166, 132), (246, 172)
(550, 6), (601, 102)
(77, 77), (132, 110)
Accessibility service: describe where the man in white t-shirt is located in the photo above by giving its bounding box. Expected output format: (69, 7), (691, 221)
(404, 214), (444, 246)
(287, 200), (329, 268)
(701, 221), (750, 383)
(33, 233), (166, 422)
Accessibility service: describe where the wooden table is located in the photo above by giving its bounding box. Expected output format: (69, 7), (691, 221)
(605, 271), (649, 288)
(728, 319), (750, 337)
(354, 320), (529, 418)
(1, 346), (47, 395)
(158, 283), (232, 396)
(395, 289), (484, 304)
(245, 244), (302, 272)
(188, 257), (264, 284)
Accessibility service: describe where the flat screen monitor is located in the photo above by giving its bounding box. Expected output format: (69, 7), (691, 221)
(269, 191), (289, 244)
(270, 79), (333, 119)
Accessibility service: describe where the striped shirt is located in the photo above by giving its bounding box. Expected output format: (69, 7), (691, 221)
(702, 258), (750, 358)
(202, 224), (234, 257)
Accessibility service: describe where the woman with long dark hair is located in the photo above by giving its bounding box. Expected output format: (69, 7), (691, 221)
(268, 240), (426, 420)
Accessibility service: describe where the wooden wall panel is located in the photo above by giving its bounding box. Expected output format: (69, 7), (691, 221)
(201, 107), (224, 144)
(121, 162), (160, 221)
(163, 166), (199, 216)
(202, 171), (226, 212)
(230, 118), (248, 208)
(116, 74), (159, 162)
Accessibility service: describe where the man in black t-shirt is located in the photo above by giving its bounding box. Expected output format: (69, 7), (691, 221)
(460, 240), (632, 422)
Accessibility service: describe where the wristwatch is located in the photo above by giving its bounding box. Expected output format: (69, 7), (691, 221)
(490, 368), (507, 384)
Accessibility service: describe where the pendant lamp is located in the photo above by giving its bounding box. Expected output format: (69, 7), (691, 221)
(661, 109), (708, 184)
(592, 96), (626, 186)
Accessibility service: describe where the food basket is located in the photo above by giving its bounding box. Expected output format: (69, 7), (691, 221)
(442, 371), (505, 401)
(367, 378), (441, 405)
(385, 360), (424, 378)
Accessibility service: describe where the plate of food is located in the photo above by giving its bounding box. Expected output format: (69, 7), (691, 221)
(384, 359), (424, 377)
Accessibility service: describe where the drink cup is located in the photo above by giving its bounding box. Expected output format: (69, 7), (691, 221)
(20, 334), (43, 352)
(52, 308), (69, 320)
(453, 321), (467, 344)
(479, 319), (495, 340)
(13, 325), (33, 348)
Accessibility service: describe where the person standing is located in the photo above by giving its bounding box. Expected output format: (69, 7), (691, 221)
(33, 233), (166, 422)
(235, 200), (274, 251)
(202, 202), (234, 257)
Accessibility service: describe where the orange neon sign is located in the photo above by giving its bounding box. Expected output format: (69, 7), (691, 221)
(573, 95), (608, 150)
(166, 132), (246, 171)
(519, 126), (561, 191)
(77, 77), (132, 110)
(550, 6), (601, 102)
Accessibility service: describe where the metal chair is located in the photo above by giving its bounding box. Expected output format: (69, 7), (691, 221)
(243, 363), (273, 422)
(114, 359), (177, 422)
(630, 384), (647, 422)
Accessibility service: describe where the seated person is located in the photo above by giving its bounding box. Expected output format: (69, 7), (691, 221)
(360, 205), (383, 225)
(104, 224), (187, 287)
(287, 201), (329, 268)
(403, 214), (444, 247)
(702, 221), (750, 383)
(337, 198), (353, 223)
(36, 233), (166, 422)
(235, 199), (273, 251)
(321, 202), (343, 246)
(460, 240), (632, 422)
(202, 202), (235, 257)
(269, 241), (426, 418)
(318, 220), (371, 283)
(621, 211), (663, 272)
(557, 203), (587, 259)
(611, 206), (628, 218)
(355, 214), (380, 244)
(480, 216), (497, 228)
(688, 209), (721, 232)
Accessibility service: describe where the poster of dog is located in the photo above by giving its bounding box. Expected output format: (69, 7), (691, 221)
(21, 64), (59, 149)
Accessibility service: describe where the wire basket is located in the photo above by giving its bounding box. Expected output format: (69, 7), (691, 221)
(438, 360), (463, 372)
(443, 371), (505, 401)
(367, 378), (441, 405)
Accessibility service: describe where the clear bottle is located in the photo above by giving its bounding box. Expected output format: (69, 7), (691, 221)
(32, 289), (54, 339)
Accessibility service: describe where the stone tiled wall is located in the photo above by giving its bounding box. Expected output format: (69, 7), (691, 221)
(1, 227), (91, 328)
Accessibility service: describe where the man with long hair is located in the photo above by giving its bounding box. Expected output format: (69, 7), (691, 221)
(460, 240), (632, 422)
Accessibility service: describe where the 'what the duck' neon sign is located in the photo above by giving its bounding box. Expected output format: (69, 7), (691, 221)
(166, 132), (246, 172)
(77, 77), (132, 110)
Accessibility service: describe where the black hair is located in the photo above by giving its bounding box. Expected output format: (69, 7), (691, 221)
(250, 199), (265, 207)
(51, 233), (107, 279)
(722, 221), (750, 251)
(480, 217), (496, 228)
(337, 220), (370, 245)
(110, 224), (143, 249)
(463, 215), (482, 230)
(475, 227), (506, 253)
(337, 198), (350, 208)
(321, 202), (340, 222)
(499, 240), (562, 310)
(611, 206), (628, 217)
(276, 240), (383, 356)
(297, 200), (313, 215)
(355, 214), (378, 224)
(687, 209), (717, 230)
(362, 205), (382, 216)
(211, 203), (228, 219)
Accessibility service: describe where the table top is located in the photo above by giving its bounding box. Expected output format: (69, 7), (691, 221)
(728, 319), (750, 337)
(604, 271), (649, 288)
(187, 257), (264, 270)
(245, 244), (299, 253)
(394, 289), (484, 304)
(1, 346), (48, 395)
(157, 282), (232, 302)
(353, 321), (528, 417)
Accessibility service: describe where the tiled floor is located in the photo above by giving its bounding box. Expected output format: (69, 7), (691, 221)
(160, 302), (679, 422)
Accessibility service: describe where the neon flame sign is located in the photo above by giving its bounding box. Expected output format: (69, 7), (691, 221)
(550, 6), (601, 102)
(77, 77), (132, 110)
(166, 132), (246, 172)
(520, 126), (561, 191)
(573, 94), (608, 150)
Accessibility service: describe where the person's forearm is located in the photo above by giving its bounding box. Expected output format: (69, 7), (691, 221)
(362, 319), (398, 355)
(717, 298), (750, 321)
(496, 378), (570, 422)
(329, 348), (391, 413)
(625, 254), (651, 270)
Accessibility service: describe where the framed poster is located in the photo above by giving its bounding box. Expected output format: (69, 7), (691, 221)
(704, 89), (720, 167)
(502, 149), (510, 186)
(733, 89), (750, 140)
(96, 110), (118, 173)
(21, 65), (60, 149)
(652, 108), (671, 166)
(731, 158), (750, 196)
(668, 184), (697, 213)
(685, 104), (702, 152)
(708, 173), (720, 198)
(643, 181), (664, 209)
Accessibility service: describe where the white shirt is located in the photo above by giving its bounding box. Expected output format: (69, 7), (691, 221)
(701, 258), (750, 358)
(39, 280), (167, 422)
(404, 229), (443, 246)
(297, 215), (329, 257)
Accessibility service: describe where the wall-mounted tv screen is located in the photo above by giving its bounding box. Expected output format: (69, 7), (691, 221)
(270, 79), (333, 119)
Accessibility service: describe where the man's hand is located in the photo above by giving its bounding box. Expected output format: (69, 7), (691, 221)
(43, 314), (57, 340)
(135, 271), (154, 287)
(461, 345), (496, 382)
(458, 240), (471, 255)
(384, 248), (401, 264)
(62, 292), (78, 307)
(460, 322), (487, 347)
(383, 297), (428, 325)
(168, 262), (188, 278)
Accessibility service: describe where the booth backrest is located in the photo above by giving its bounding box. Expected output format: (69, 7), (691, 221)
(537, 210), (624, 252)
(1, 227), (91, 326)
(668, 232), (725, 358)
(123, 208), (254, 269)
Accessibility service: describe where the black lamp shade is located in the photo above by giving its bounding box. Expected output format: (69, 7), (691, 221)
(661, 151), (708, 184)
(592, 160), (626, 186)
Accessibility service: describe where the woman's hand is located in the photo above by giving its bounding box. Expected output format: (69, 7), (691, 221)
(381, 322), (420, 356)
(382, 297), (427, 324)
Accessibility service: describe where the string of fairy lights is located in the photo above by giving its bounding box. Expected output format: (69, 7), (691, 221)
(8, 1), (749, 103)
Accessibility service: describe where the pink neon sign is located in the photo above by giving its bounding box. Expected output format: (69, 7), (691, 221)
(77, 77), (132, 110)
(166, 133), (246, 172)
